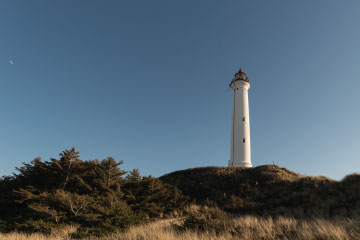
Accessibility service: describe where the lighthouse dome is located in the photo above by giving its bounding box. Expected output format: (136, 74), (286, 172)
(234, 69), (249, 82)
(230, 68), (250, 87)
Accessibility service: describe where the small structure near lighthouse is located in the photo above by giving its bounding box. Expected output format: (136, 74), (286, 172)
(228, 68), (252, 168)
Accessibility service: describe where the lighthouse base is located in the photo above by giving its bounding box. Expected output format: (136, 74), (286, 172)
(228, 160), (252, 168)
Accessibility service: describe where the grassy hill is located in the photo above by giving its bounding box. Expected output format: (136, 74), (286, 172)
(1, 149), (359, 238)
(161, 165), (360, 218)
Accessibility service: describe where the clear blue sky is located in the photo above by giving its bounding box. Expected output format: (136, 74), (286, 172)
(1, 1), (360, 180)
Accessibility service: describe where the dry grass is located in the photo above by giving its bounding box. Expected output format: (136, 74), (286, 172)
(230, 216), (360, 240)
(0, 217), (359, 240)
(0, 225), (77, 240)
(112, 216), (360, 240)
(109, 219), (231, 240)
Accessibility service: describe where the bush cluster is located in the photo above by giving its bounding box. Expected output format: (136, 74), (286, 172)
(0, 148), (188, 237)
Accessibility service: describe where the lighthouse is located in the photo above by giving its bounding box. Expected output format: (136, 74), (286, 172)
(228, 68), (252, 168)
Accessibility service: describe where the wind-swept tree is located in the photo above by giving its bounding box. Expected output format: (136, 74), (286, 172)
(93, 157), (126, 192)
(126, 169), (141, 182)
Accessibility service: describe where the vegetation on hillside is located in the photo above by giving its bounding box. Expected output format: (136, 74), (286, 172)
(160, 165), (360, 218)
(1, 148), (360, 239)
(1, 209), (360, 240)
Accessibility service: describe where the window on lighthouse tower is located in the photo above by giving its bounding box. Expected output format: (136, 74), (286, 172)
(243, 138), (245, 143)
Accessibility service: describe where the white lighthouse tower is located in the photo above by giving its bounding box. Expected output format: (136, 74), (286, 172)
(228, 68), (252, 168)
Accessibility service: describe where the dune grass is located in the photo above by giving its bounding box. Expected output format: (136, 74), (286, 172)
(1, 216), (359, 240)
(0, 225), (77, 240)
(112, 216), (360, 240)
